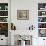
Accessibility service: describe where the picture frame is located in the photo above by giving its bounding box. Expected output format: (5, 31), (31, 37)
(17, 10), (29, 20)
(11, 23), (16, 30)
(38, 29), (46, 37)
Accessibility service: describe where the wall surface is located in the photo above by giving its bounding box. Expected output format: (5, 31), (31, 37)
(11, 0), (38, 30)
(11, 0), (46, 30)
(11, 0), (46, 46)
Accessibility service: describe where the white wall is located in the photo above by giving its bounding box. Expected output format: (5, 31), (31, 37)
(11, 0), (46, 30)
(11, 0), (46, 46)
(11, 0), (38, 30)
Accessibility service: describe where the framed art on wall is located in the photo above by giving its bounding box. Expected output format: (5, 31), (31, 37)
(38, 29), (46, 37)
(17, 10), (29, 20)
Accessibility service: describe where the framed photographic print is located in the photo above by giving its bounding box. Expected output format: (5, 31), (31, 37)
(17, 10), (29, 20)
(11, 23), (16, 30)
(38, 29), (46, 37)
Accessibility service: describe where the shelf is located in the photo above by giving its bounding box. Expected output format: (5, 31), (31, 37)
(38, 3), (46, 37)
(0, 10), (8, 11)
(0, 22), (8, 23)
(0, 16), (8, 17)
(38, 10), (46, 11)
(38, 15), (46, 17)
(38, 22), (46, 23)
(0, 3), (8, 37)
(38, 28), (46, 29)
